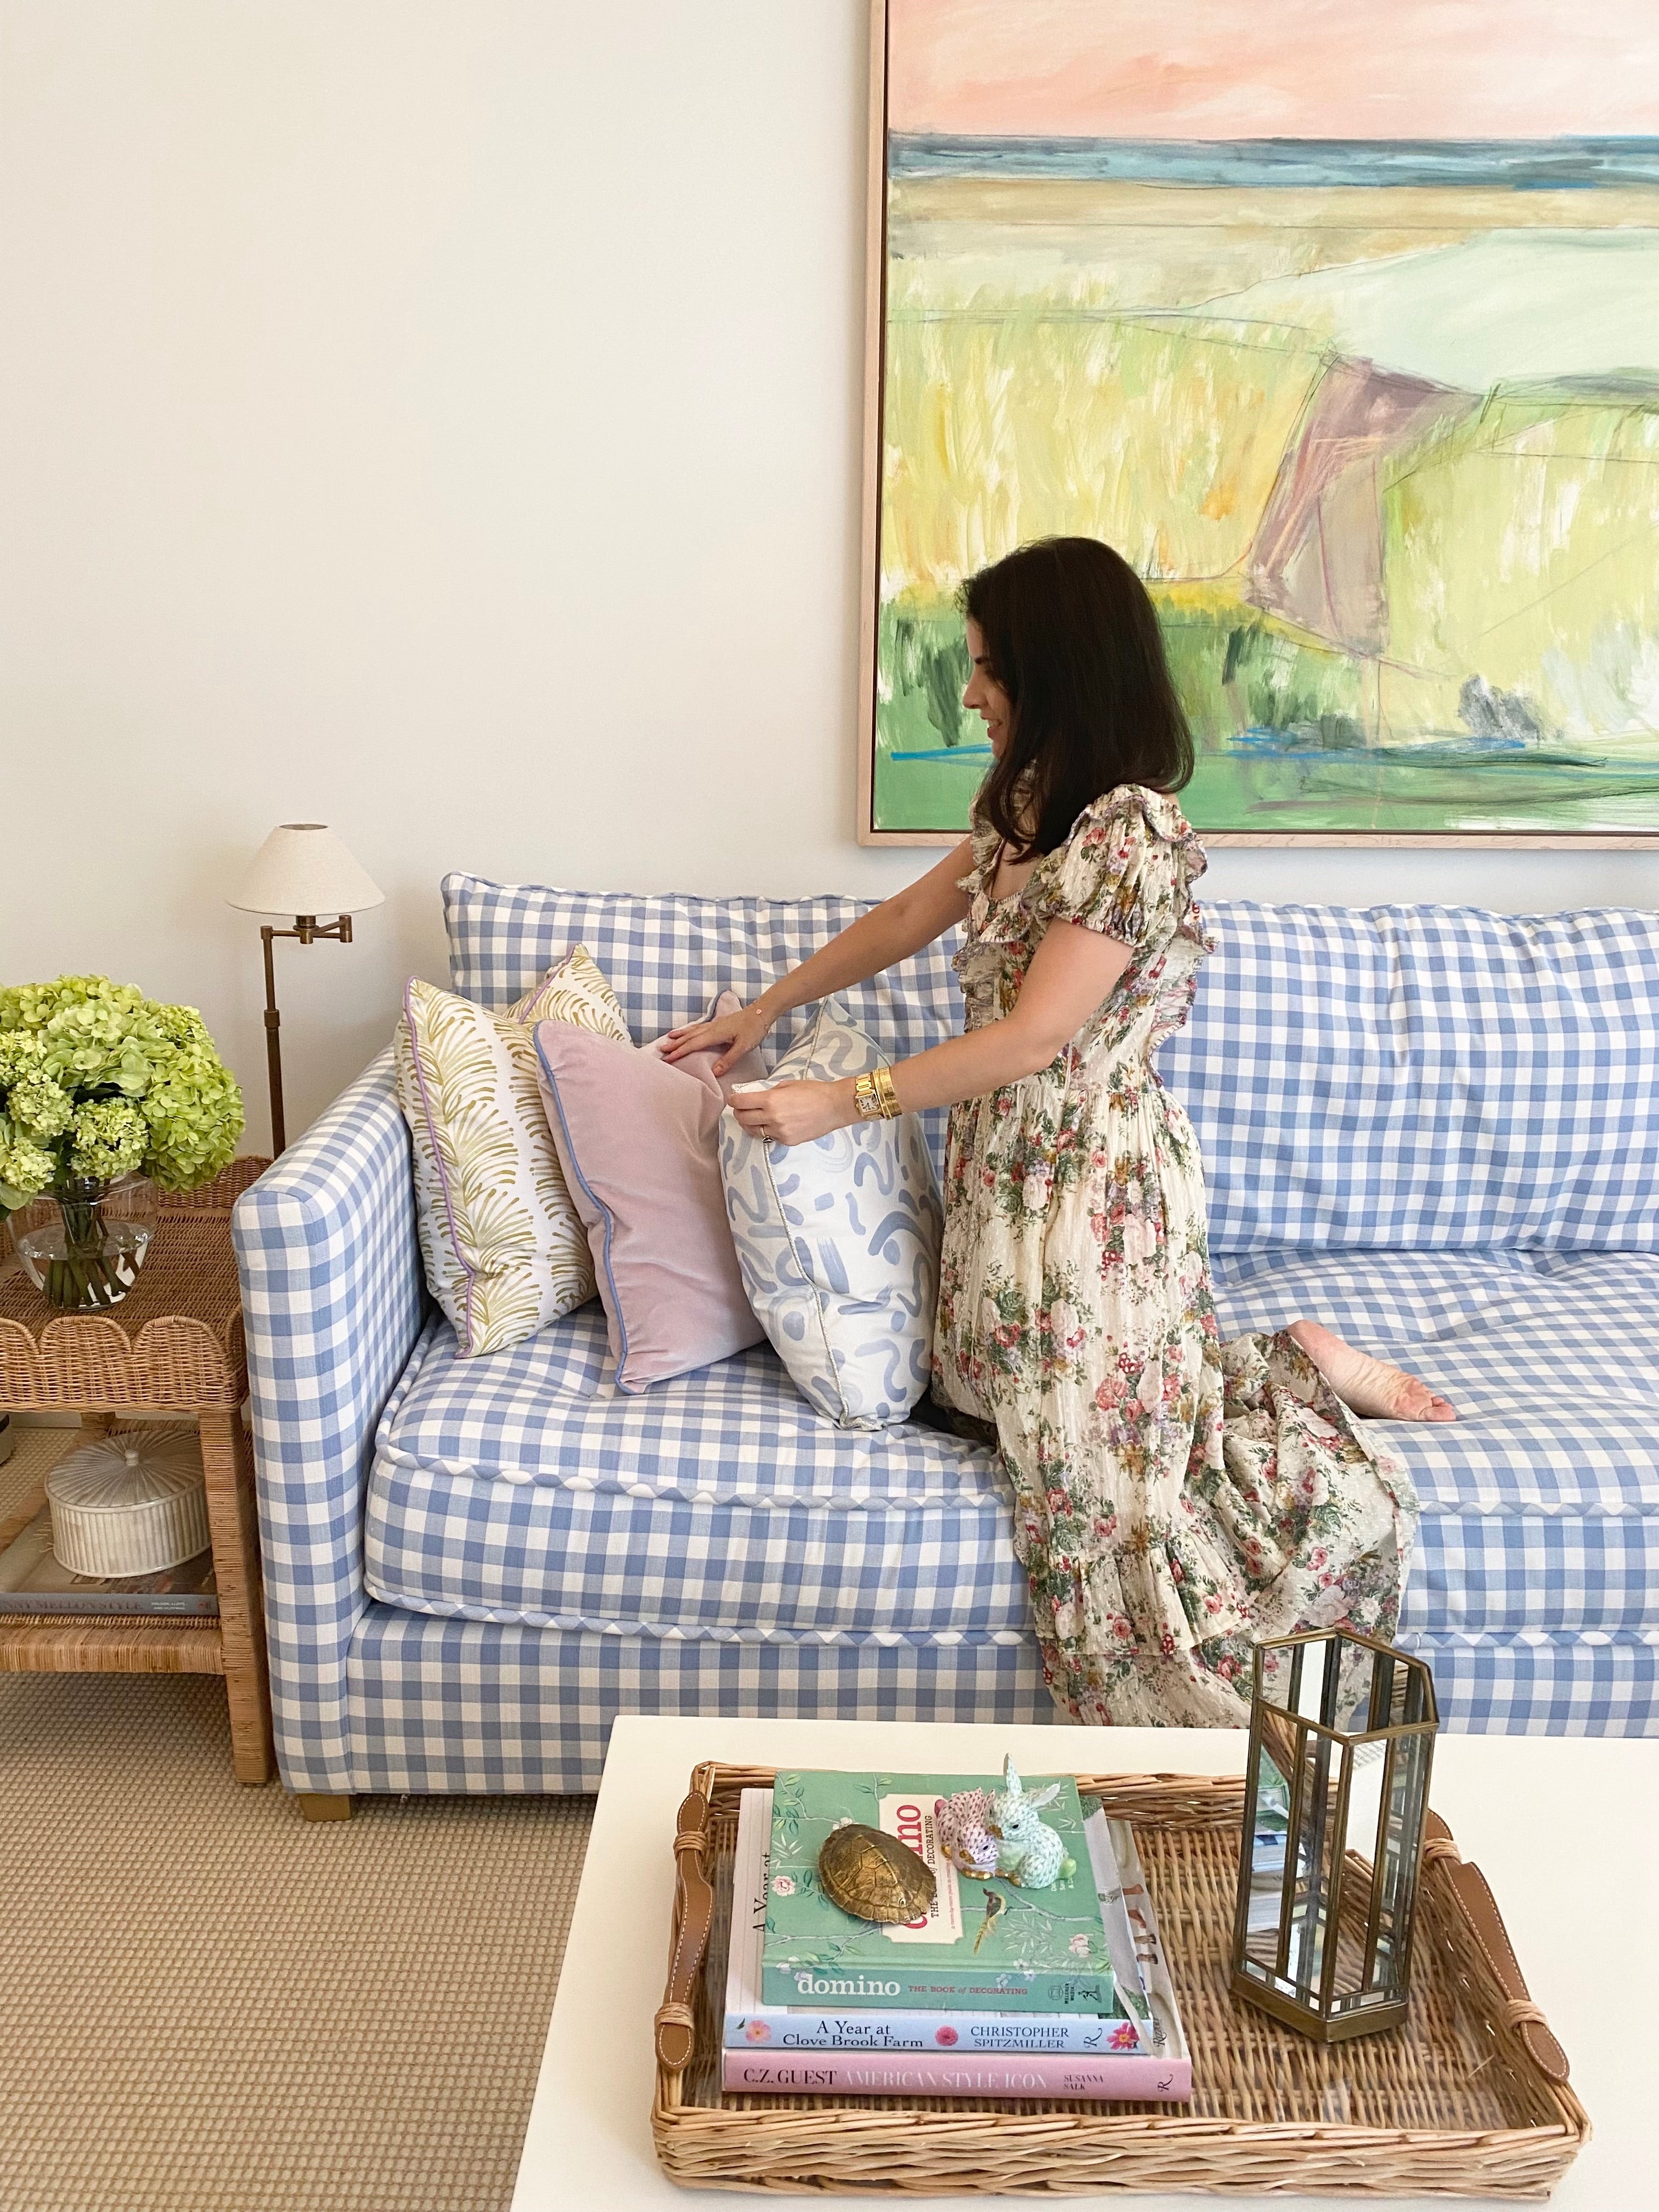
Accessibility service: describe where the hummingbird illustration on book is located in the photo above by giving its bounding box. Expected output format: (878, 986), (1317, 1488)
(972, 1887), (1006, 1954)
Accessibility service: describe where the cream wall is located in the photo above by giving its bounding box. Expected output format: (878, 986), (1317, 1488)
(4, 1), (1657, 1152)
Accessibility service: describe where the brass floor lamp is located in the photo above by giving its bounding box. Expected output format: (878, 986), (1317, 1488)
(228, 824), (384, 1154)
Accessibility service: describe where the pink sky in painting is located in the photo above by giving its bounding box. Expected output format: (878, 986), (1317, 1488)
(888, 0), (1659, 138)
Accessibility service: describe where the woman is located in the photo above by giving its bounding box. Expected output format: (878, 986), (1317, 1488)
(666, 537), (1453, 1726)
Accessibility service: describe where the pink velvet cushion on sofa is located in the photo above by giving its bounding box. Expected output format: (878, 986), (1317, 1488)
(640, 988), (768, 1098)
(531, 1020), (763, 1392)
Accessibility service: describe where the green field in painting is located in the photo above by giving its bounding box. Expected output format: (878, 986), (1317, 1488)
(874, 171), (1659, 838)
(874, 590), (1659, 836)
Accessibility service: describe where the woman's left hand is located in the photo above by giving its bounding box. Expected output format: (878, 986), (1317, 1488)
(730, 1078), (854, 1148)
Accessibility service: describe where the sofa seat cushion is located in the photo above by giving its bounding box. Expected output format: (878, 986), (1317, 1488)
(363, 1306), (1028, 1641)
(364, 1247), (1657, 1652)
(1212, 1246), (1659, 1636)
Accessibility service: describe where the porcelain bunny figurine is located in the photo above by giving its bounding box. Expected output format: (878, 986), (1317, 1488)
(935, 1784), (1000, 1877)
(990, 1757), (1075, 1888)
(936, 1756), (1076, 1889)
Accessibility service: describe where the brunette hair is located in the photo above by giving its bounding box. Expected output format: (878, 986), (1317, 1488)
(961, 537), (1193, 860)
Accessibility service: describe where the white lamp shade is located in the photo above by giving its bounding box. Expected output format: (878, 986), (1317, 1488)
(228, 824), (385, 917)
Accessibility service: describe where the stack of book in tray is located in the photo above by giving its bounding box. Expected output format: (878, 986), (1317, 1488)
(724, 1768), (1191, 2101)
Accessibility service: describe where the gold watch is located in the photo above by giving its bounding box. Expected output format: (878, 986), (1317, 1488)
(853, 1066), (901, 1121)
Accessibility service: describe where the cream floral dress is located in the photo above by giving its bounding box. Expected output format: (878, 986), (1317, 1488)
(932, 784), (1418, 1726)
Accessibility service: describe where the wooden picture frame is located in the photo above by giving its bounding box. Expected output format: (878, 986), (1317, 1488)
(855, 0), (1659, 850)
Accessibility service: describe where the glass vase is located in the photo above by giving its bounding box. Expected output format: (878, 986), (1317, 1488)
(7, 1175), (160, 1312)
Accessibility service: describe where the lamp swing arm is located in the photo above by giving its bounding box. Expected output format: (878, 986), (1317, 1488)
(229, 821), (382, 1157)
(258, 914), (354, 1156)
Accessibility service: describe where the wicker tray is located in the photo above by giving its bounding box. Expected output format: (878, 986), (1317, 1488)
(653, 1762), (1588, 2198)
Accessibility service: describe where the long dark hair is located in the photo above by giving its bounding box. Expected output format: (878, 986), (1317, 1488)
(961, 537), (1193, 861)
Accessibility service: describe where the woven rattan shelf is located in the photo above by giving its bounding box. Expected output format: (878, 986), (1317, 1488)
(652, 1762), (1589, 2198)
(0, 1159), (275, 1783)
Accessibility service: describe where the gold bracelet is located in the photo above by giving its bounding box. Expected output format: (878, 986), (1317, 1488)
(873, 1063), (900, 1118)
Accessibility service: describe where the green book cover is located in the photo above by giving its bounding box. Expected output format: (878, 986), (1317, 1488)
(761, 1769), (1115, 2014)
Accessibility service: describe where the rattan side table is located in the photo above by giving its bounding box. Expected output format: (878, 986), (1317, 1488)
(0, 1158), (275, 1784)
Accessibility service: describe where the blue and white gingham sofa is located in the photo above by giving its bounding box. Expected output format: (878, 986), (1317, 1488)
(232, 876), (1659, 1796)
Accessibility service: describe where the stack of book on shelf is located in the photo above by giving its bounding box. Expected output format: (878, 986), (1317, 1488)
(724, 1769), (1191, 2102)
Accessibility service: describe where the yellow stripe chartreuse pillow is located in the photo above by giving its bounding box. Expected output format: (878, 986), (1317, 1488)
(394, 946), (630, 1357)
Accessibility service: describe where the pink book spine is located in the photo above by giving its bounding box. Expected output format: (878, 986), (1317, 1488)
(722, 2049), (1192, 2101)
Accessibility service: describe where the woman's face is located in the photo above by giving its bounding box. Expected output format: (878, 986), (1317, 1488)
(963, 618), (1013, 756)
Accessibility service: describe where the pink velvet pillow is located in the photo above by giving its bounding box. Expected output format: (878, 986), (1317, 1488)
(532, 1020), (764, 1392)
(640, 990), (768, 1099)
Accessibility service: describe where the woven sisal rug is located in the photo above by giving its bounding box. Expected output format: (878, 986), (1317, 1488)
(0, 1435), (594, 2212)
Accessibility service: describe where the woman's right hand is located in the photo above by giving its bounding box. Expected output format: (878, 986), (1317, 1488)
(660, 1000), (774, 1076)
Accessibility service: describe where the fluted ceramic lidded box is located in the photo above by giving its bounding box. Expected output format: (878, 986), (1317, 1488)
(1230, 1629), (1438, 2044)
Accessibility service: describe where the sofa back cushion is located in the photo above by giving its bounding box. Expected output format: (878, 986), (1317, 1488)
(1164, 903), (1659, 1252)
(445, 878), (1659, 1255)
(445, 874), (965, 1175)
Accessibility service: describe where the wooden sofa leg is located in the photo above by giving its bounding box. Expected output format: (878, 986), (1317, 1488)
(296, 1792), (354, 1822)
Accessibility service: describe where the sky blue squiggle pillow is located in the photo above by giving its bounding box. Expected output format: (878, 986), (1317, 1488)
(718, 1001), (943, 1429)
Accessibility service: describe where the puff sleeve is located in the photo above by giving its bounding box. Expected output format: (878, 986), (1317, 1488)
(958, 808), (1001, 899)
(1027, 790), (1183, 952)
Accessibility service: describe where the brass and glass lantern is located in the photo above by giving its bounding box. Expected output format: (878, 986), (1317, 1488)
(1230, 1628), (1438, 2042)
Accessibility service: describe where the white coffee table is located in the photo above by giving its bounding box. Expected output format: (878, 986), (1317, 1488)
(510, 1717), (1658, 2211)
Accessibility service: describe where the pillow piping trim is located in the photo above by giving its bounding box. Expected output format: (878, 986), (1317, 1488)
(402, 976), (482, 1357)
(533, 1028), (635, 1395)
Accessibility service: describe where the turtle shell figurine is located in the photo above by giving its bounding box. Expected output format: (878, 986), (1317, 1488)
(817, 1822), (936, 1923)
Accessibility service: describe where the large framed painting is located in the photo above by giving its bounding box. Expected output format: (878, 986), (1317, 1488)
(857, 0), (1659, 845)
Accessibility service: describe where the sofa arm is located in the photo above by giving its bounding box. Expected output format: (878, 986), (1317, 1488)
(233, 1046), (426, 1792)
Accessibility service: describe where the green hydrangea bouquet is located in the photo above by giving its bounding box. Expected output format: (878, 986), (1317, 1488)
(0, 977), (244, 1308)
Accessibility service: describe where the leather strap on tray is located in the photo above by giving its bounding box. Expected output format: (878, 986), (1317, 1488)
(654, 1780), (716, 2073)
(1423, 1810), (1571, 2084)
